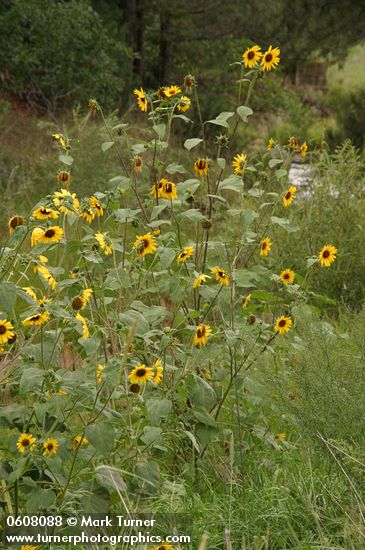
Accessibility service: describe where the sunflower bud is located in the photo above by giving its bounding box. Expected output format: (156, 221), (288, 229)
(201, 220), (212, 230)
(129, 383), (140, 394)
(248, 314), (256, 325)
(215, 133), (229, 148)
(184, 74), (195, 91)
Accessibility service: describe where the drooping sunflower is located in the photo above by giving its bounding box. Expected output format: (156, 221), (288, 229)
(289, 136), (299, 149)
(95, 232), (113, 255)
(232, 152), (247, 175)
(194, 324), (212, 347)
(177, 96), (191, 112)
(260, 237), (272, 256)
(193, 273), (211, 288)
(57, 170), (71, 186)
(43, 438), (59, 457)
(8, 216), (25, 235)
(0, 319), (15, 344)
(261, 45), (280, 71)
(280, 268), (295, 285)
(300, 141), (308, 158)
(211, 267), (230, 285)
(318, 244), (337, 267)
(267, 138), (275, 150)
(53, 189), (80, 215)
(17, 433), (37, 453)
(72, 434), (89, 451)
(160, 178), (178, 200)
(32, 206), (59, 220)
(152, 358), (163, 384)
(22, 311), (50, 326)
(96, 364), (105, 384)
(164, 85), (181, 98)
(80, 208), (95, 224)
(194, 159), (208, 176)
(129, 364), (154, 384)
(89, 196), (104, 217)
(151, 180), (163, 198)
(72, 288), (93, 310)
(242, 45), (262, 69)
(133, 155), (143, 174)
(133, 87), (148, 112)
(242, 293), (252, 309)
(38, 226), (64, 244)
(177, 246), (194, 264)
(184, 74), (195, 91)
(36, 264), (57, 290)
(283, 186), (298, 207)
(274, 315), (292, 335)
(22, 287), (38, 302)
(88, 98), (98, 113)
(133, 232), (157, 257)
(75, 312), (89, 339)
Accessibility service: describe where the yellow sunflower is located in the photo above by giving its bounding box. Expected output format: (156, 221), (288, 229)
(133, 155), (143, 174)
(164, 85), (181, 97)
(53, 189), (80, 215)
(95, 232), (113, 255)
(242, 45), (262, 68)
(22, 311), (50, 326)
(72, 288), (93, 310)
(0, 319), (15, 344)
(133, 232), (157, 257)
(193, 273), (211, 288)
(242, 293), (252, 309)
(129, 364), (154, 384)
(31, 227), (43, 247)
(90, 196), (104, 216)
(17, 433), (36, 453)
(177, 96), (191, 112)
(38, 226), (64, 244)
(52, 133), (68, 150)
(194, 324), (212, 347)
(267, 138), (274, 150)
(211, 267), (230, 285)
(72, 435), (89, 451)
(194, 159), (208, 176)
(150, 544), (174, 550)
(8, 216), (25, 235)
(160, 178), (178, 200)
(274, 315), (292, 335)
(177, 246), (194, 264)
(133, 87), (148, 112)
(57, 170), (71, 186)
(43, 438), (58, 457)
(280, 268), (295, 285)
(232, 152), (247, 175)
(300, 141), (308, 158)
(81, 208), (95, 223)
(75, 312), (89, 339)
(283, 186), (298, 207)
(96, 364), (105, 384)
(318, 244), (337, 267)
(36, 264), (57, 290)
(261, 45), (280, 71)
(88, 98), (98, 113)
(21, 546), (40, 550)
(289, 136), (299, 149)
(151, 180), (163, 198)
(184, 74), (195, 91)
(22, 287), (37, 302)
(260, 237), (272, 256)
(152, 358), (163, 384)
(32, 207), (59, 220)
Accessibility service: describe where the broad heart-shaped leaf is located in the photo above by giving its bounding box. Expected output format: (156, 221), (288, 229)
(101, 141), (114, 152)
(236, 105), (253, 122)
(193, 409), (217, 427)
(184, 138), (203, 150)
(270, 216), (300, 233)
(153, 123), (166, 140)
(26, 489), (56, 514)
(130, 300), (168, 325)
(268, 158), (283, 168)
(135, 461), (160, 493)
(146, 398), (172, 425)
(217, 157), (226, 170)
(86, 422), (115, 457)
(157, 246), (176, 269)
(140, 426), (163, 446)
(180, 209), (206, 222)
(119, 310), (150, 336)
(0, 282), (17, 313)
(166, 162), (187, 174)
(59, 153), (73, 165)
(186, 373), (216, 411)
(19, 367), (45, 395)
(218, 175), (244, 193)
(207, 111), (234, 128)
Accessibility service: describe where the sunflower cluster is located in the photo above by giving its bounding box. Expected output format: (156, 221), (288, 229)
(242, 44), (280, 71)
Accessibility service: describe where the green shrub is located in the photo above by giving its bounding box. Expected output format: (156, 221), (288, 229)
(326, 86), (365, 149)
(0, 0), (128, 112)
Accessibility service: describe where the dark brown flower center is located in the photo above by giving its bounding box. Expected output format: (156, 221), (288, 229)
(262, 242), (267, 249)
(0, 325), (6, 334)
(72, 297), (83, 310)
(47, 443), (54, 451)
(10, 216), (24, 228)
(197, 326), (205, 338)
(44, 229), (55, 238)
(285, 192), (291, 200)
(198, 160), (206, 169)
(265, 53), (273, 62)
(247, 51), (255, 59)
(136, 368), (146, 377)
(130, 383), (140, 393)
(279, 319), (286, 327)
(59, 172), (69, 181)
(141, 239), (149, 251)
(30, 315), (41, 322)
(322, 250), (330, 258)
(22, 438), (30, 447)
(284, 273), (290, 279)
(165, 183), (172, 193)
(218, 271), (225, 278)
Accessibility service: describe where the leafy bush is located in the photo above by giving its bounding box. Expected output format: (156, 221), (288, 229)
(326, 86), (365, 149)
(0, 0), (128, 112)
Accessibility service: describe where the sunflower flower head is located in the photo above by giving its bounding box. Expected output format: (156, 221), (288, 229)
(133, 87), (148, 112)
(164, 85), (181, 98)
(261, 46), (280, 71)
(177, 96), (191, 112)
(53, 189), (80, 215)
(267, 137), (275, 150)
(318, 244), (337, 267)
(32, 207), (59, 221)
(8, 216), (25, 236)
(211, 267), (230, 285)
(283, 186), (298, 207)
(152, 358), (163, 384)
(232, 152), (247, 175)
(17, 433), (36, 453)
(193, 273), (211, 288)
(36, 264), (57, 290)
(177, 246), (194, 264)
(95, 232), (113, 255)
(38, 226), (64, 244)
(133, 155), (143, 174)
(260, 237), (272, 256)
(0, 319), (15, 345)
(133, 233), (157, 257)
(184, 74), (195, 91)
(72, 434), (89, 451)
(22, 310), (50, 326)
(242, 45), (262, 69)
(43, 438), (58, 457)
(160, 178), (178, 200)
(129, 364), (154, 385)
(194, 324), (212, 347)
(194, 159), (208, 176)
(274, 315), (292, 335)
(57, 170), (71, 186)
(280, 268), (295, 285)
(89, 196), (104, 217)
(300, 141), (308, 158)
(96, 364), (106, 384)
